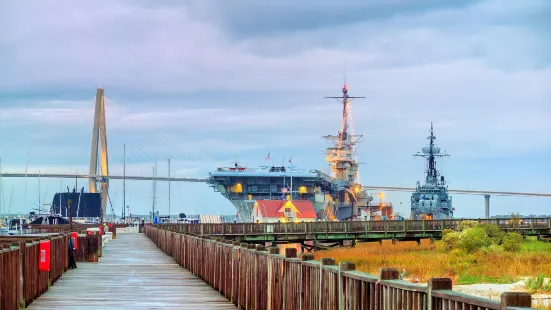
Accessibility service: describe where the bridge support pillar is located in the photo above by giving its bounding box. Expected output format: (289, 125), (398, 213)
(484, 195), (490, 219)
(89, 88), (109, 223)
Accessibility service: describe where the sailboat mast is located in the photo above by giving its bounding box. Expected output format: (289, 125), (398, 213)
(168, 158), (171, 221)
(23, 152), (29, 211)
(0, 157), (3, 216)
(154, 162), (157, 214)
(123, 144), (126, 221)
(151, 165), (157, 222)
(38, 170), (41, 213)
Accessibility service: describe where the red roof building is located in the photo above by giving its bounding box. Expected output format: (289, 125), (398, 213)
(251, 199), (317, 223)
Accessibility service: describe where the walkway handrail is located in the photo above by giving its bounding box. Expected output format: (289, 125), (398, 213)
(146, 225), (537, 310)
(0, 232), (104, 309)
(0, 233), (69, 309)
(158, 217), (551, 240)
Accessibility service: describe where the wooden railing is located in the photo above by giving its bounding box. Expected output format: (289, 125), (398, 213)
(0, 231), (103, 309)
(157, 217), (551, 242)
(146, 225), (537, 310)
(25, 223), (129, 234)
(0, 233), (68, 309)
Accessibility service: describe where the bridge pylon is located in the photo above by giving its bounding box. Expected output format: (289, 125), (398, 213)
(89, 88), (109, 220)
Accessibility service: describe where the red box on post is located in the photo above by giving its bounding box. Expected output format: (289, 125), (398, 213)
(71, 232), (78, 249)
(39, 240), (51, 271)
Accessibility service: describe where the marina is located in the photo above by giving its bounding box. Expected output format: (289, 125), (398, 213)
(1, 1), (550, 309)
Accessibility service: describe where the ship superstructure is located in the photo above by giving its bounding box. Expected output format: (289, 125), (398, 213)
(410, 123), (453, 220)
(322, 83), (373, 219)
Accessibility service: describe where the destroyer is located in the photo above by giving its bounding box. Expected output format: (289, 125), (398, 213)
(410, 123), (453, 220)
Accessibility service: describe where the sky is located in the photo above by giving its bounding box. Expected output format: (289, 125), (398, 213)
(0, 0), (550, 218)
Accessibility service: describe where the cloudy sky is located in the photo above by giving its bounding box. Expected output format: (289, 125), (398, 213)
(1, 0), (550, 218)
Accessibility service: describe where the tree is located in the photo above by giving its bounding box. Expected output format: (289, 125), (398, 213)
(509, 212), (522, 230)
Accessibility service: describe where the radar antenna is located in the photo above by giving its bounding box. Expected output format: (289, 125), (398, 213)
(324, 83), (365, 145)
(413, 122), (449, 185)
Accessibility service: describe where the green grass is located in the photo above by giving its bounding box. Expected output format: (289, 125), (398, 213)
(525, 274), (551, 293)
(523, 237), (551, 252)
(457, 275), (518, 285)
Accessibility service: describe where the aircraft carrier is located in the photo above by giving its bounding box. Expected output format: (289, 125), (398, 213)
(207, 83), (373, 222)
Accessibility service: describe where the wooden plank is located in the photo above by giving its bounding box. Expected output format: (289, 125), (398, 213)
(27, 234), (235, 309)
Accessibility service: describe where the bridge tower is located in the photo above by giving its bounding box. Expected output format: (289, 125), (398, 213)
(89, 88), (109, 220)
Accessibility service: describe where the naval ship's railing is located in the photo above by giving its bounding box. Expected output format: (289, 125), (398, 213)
(146, 225), (538, 309)
(159, 218), (551, 241)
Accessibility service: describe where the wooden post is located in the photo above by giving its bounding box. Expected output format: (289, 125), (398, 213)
(283, 248), (297, 310)
(427, 278), (452, 310)
(68, 199), (73, 231)
(338, 262), (356, 310)
(319, 258), (335, 310)
(377, 268), (399, 310)
(17, 242), (24, 309)
(267, 247), (279, 310)
(500, 292), (532, 309)
(300, 254), (314, 310)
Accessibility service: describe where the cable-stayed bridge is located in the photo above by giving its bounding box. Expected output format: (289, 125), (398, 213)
(1, 172), (549, 198)
(2, 88), (549, 219)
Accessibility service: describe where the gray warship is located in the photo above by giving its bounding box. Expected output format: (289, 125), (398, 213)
(410, 123), (454, 220)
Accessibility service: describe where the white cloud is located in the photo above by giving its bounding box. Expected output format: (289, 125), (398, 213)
(1, 0), (549, 215)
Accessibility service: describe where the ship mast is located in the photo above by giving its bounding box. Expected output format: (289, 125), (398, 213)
(322, 82), (367, 220)
(414, 122), (449, 185)
(323, 83), (365, 182)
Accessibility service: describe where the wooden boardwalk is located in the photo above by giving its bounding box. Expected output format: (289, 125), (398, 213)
(28, 234), (236, 309)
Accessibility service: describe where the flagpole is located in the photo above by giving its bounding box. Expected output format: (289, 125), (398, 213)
(290, 157), (292, 200)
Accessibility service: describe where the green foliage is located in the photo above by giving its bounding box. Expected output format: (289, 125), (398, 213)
(442, 230), (459, 251)
(458, 275), (517, 285)
(457, 220), (479, 231)
(456, 227), (492, 253)
(523, 236), (551, 252)
(479, 224), (505, 244)
(434, 240), (447, 251)
(509, 212), (522, 229)
(442, 228), (455, 238)
(524, 274), (551, 293)
(435, 221), (539, 254)
(502, 233), (524, 252)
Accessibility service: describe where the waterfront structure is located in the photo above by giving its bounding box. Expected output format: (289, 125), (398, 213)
(251, 199), (317, 223)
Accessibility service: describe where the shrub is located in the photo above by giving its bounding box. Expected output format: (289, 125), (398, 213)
(434, 241), (447, 251)
(502, 232), (523, 252)
(442, 230), (459, 251)
(457, 220), (479, 232)
(478, 224), (505, 244)
(456, 227), (492, 253)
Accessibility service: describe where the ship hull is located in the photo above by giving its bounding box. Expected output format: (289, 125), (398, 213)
(410, 190), (453, 220)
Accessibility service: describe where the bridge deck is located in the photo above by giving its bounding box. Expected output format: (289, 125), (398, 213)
(28, 234), (235, 309)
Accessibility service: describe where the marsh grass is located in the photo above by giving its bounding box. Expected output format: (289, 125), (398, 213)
(312, 238), (551, 284)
